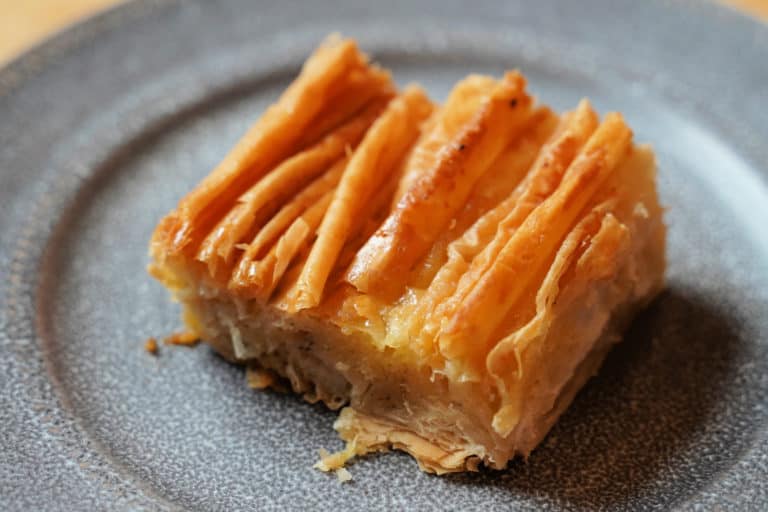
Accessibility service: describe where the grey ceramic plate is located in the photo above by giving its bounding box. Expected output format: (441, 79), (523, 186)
(2, 0), (768, 510)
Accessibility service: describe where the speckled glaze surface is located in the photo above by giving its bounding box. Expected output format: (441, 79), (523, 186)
(1, 0), (767, 510)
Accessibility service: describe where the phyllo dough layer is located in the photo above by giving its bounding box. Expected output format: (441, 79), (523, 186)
(149, 35), (665, 473)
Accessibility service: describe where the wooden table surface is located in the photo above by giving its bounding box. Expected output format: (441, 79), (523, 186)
(1, 0), (767, 66)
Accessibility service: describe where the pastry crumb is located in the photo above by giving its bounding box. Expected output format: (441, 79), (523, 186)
(246, 367), (276, 389)
(314, 439), (359, 472)
(335, 467), (353, 483)
(163, 331), (200, 347)
(144, 337), (158, 355)
(245, 367), (288, 393)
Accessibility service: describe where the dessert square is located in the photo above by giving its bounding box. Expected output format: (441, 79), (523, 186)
(150, 36), (665, 473)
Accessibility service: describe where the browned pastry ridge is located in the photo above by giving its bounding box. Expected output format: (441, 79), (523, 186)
(149, 35), (666, 474)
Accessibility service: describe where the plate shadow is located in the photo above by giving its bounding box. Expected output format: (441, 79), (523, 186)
(445, 286), (747, 510)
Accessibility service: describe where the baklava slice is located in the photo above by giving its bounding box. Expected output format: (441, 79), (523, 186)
(149, 36), (665, 473)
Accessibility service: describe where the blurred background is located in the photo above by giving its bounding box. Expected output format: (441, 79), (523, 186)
(0, 0), (767, 66)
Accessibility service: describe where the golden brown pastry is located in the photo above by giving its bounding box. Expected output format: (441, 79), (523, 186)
(149, 35), (665, 473)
